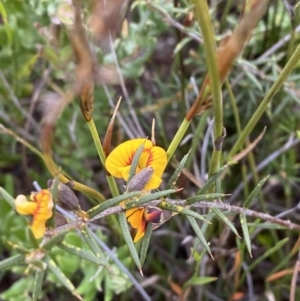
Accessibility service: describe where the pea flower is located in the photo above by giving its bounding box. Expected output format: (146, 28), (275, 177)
(15, 189), (54, 239)
(126, 206), (163, 242)
(105, 138), (167, 190)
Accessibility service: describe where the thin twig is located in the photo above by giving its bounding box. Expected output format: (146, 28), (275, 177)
(229, 135), (300, 202)
(146, 1), (203, 43)
(108, 35), (145, 137)
(257, 25), (300, 62)
(290, 257), (300, 301)
(85, 198), (300, 231)
(104, 85), (137, 139)
(0, 70), (37, 127)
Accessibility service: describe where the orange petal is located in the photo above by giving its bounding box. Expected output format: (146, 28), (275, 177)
(127, 208), (145, 229)
(133, 219), (147, 243)
(15, 195), (37, 215)
(105, 139), (152, 178)
(33, 191), (53, 221)
(125, 207), (139, 218)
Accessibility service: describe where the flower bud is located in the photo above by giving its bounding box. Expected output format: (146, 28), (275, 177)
(127, 167), (154, 192)
(48, 180), (80, 211)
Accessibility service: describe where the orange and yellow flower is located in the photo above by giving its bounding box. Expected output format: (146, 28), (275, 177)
(105, 138), (167, 190)
(15, 189), (54, 239)
(126, 206), (163, 242)
(105, 138), (167, 241)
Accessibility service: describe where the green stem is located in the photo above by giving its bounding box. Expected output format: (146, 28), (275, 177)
(220, 0), (234, 32)
(192, 0), (222, 139)
(166, 118), (191, 162)
(227, 43), (300, 160)
(193, 0), (223, 191)
(185, 111), (209, 169)
(87, 119), (119, 197)
(226, 80), (249, 198)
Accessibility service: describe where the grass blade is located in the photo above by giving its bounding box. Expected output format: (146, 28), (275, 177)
(243, 175), (269, 208)
(240, 214), (252, 257)
(0, 254), (25, 270)
(45, 255), (83, 300)
(186, 193), (228, 205)
(240, 238), (289, 284)
(32, 270), (45, 301)
(0, 186), (15, 208)
(58, 242), (108, 266)
(212, 208), (241, 238)
(80, 226), (105, 259)
(166, 152), (190, 189)
(187, 216), (213, 259)
(140, 223), (153, 267)
(197, 163), (231, 195)
(118, 212), (142, 273)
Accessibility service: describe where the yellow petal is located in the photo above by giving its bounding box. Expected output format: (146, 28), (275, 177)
(147, 146), (168, 178)
(15, 195), (37, 215)
(121, 165), (131, 182)
(138, 151), (150, 169)
(31, 220), (46, 239)
(144, 174), (163, 190)
(105, 139), (152, 178)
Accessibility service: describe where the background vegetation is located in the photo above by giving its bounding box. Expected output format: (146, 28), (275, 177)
(1, 0), (300, 300)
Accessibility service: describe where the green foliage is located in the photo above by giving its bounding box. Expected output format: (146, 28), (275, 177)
(1, 0), (300, 300)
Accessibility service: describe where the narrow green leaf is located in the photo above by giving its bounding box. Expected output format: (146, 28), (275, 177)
(32, 270), (45, 301)
(159, 202), (209, 223)
(118, 212), (142, 273)
(186, 193), (228, 205)
(212, 208), (241, 238)
(80, 226), (104, 259)
(45, 256), (83, 300)
(0, 254), (25, 270)
(0, 186), (15, 208)
(246, 223), (287, 230)
(173, 37), (192, 55)
(184, 276), (217, 288)
(166, 152), (190, 189)
(191, 210), (215, 255)
(125, 189), (177, 210)
(41, 227), (72, 251)
(244, 175), (269, 208)
(87, 191), (141, 218)
(201, 210), (214, 234)
(140, 223), (153, 267)
(239, 214), (252, 257)
(187, 216), (213, 258)
(240, 238), (289, 284)
(7, 241), (30, 254)
(58, 242), (108, 266)
(197, 163), (231, 195)
(127, 141), (146, 184)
